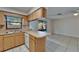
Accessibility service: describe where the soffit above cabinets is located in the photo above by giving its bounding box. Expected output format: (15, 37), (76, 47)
(0, 7), (40, 15)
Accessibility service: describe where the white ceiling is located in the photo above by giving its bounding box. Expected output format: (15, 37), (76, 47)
(47, 7), (79, 19)
(0, 7), (79, 19)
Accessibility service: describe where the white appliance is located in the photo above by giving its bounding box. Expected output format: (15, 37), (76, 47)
(25, 33), (29, 48)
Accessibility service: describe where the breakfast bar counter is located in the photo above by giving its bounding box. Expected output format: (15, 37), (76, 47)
(27, 31), (48, 38)
(27, 31), (48, 52)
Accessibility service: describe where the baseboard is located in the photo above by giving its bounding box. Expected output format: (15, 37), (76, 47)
(53, 32), (79, 38)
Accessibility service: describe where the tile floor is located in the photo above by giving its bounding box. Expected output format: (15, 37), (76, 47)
(5, 34), (79, 52)
(5, 45), (29, 52)
(46, 34), (79, 52)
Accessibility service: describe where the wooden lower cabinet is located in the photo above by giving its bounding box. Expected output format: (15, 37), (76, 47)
(29, 35), (46, 52)
(3, 32), (24, 51)
(35, 38), (45, 52)
(15, 36), (24, 46)
(15, 32), (24, 46)
(0, 32), (24, 51)
(0, 36), (3, 51)
(29, 37), (35, 51)
(4, 36), (15, 50)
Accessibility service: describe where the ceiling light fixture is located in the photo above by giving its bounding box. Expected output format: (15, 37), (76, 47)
(57, 13), (62, 15)
(73, 9), (79, 16)
(73, 13), (79, 16)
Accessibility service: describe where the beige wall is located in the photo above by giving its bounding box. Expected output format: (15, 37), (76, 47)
(50, 16), (79, 38)
(0, 11), (29, 33)
(47, 20), (54, 34)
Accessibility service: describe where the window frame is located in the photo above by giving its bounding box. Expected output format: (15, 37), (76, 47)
(5, 15), (22, 29)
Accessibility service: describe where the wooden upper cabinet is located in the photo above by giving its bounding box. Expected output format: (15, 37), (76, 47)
(32, 10), (38, 20)
(28, 7), (47, 21)
(36, 7), (47, 18)
(22, 16), (29, 25)
(28, 14), (33, 21)
(23, 16), (28, 21)
(32, 12), (36, 20)
(0, 11), (4, 25)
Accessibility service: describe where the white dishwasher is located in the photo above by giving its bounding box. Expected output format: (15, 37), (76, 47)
(25, 33), (29, 48)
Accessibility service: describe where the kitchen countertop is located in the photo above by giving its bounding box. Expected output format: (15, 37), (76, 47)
(26, 31), (48, 38)
(0, 31), (48, 38)
(0, 31), (23, 36)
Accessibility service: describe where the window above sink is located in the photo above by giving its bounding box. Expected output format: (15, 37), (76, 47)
(5, 15), (22, 29)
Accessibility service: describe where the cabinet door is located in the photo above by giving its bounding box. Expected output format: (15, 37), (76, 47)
(0, 36), (3, 51)
(32, 12), (37, 20)
(15, 36), (24, 46)
(23, 16), (28, 21)
(36, 9), (42, 18)
(28, 14), (33, 21)
(29, 35), (36, 52)
(4, 36), (15, 50)
(0, 12), (4, 25)
(19, 36), (24, 45)
(35, 38), (45, 52)
(34, 8), (47, 19)
(29, 39), (35, 52)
